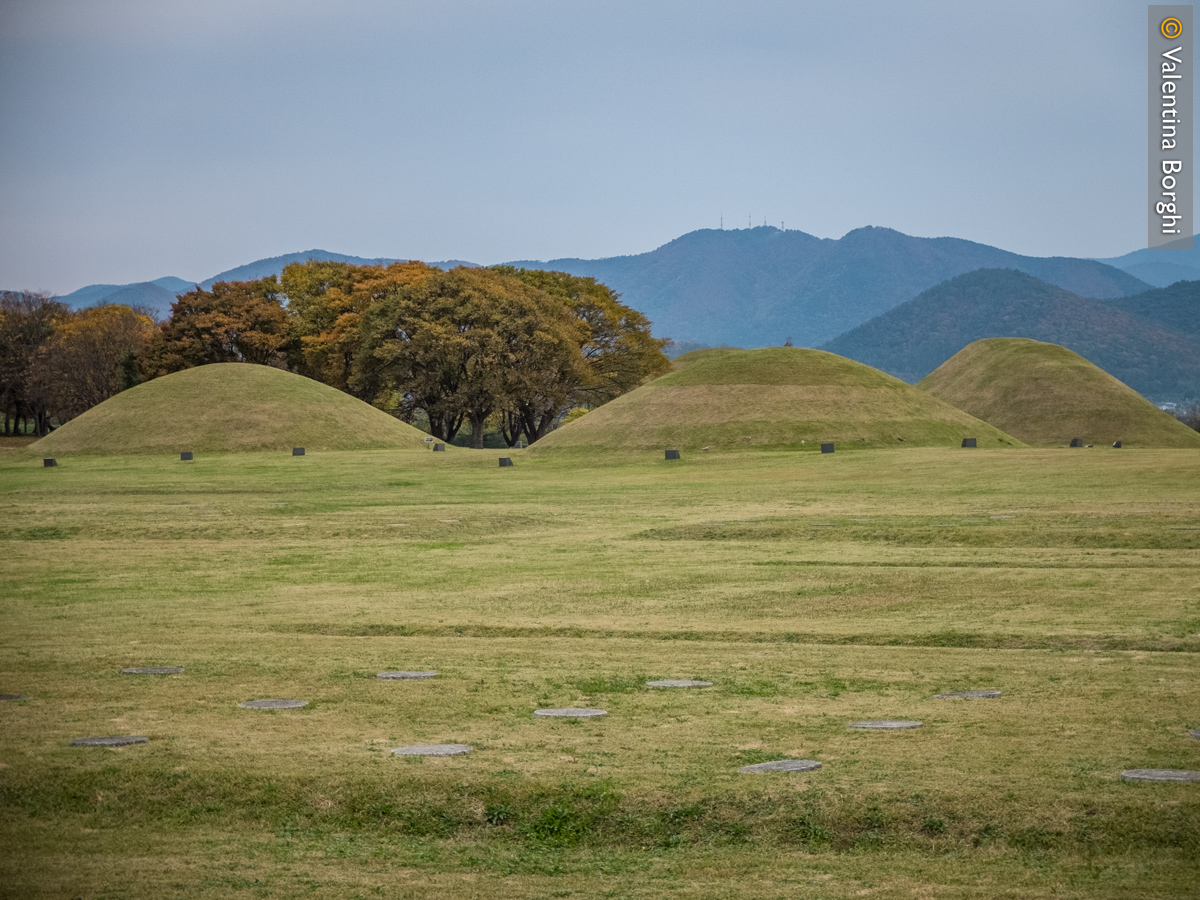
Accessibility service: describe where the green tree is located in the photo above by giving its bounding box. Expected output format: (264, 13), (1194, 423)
(491, 267), (670, 441)
(140, 278), (290, 378)
(355, 268), (588, 448)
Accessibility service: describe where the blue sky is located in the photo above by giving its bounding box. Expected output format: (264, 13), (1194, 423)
(0, 0), (1182, 293)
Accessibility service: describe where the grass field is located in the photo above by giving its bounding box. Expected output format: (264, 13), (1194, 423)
(2, 445), (1199, 898)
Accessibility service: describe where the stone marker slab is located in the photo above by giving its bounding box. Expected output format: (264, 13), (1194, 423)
(1113, 441), (1122, 448)
(1070, 438), (1083, 447)
(534, 708), (607, 718)
(739, 759), (822, 774)
(71, 735), (148, 747)
(665, 449), (681, 460)
(377, 671), (437, 680)
(515, 440), (527, 449)
(122, 666), (184, 675)
(433, 443), (446, 452)
(43, 458), (56, 467)
(1121, 769), (1200, 783)
(646, 680), (712, 688)
(499, 457), (513, 467)
(392, 743), (471, 756)
(820, 443), (834, 453)
(934, 690), (1001, 699)
(239, 699), (308, 709)
(1189, 729), (1200, 740)
(961, 438), (977, 448)
(0, 694), (29, 701)
(848, 720), (922, 730)
(180, 451), (193, 461)
(292, 447), (305, 456)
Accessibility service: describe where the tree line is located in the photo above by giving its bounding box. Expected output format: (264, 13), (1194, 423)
(1, 292), (153, 436)
(2, 263), (670, 446)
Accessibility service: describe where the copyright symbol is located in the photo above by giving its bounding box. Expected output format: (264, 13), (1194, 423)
(1162, 17), (1183, 39)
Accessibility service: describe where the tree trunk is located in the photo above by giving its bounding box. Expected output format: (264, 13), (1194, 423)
(470, 414), (486, 449)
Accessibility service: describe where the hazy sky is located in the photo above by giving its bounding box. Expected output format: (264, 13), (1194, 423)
(0, 0), (1183, 292)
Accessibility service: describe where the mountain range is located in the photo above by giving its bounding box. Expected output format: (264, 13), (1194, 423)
(28, 227), (1199, 401)
(509, 226), (1151, 347)
(1094, 243), (1200, 289)
(822, 269), (1200, 403)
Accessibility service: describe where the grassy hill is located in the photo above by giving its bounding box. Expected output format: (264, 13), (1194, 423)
(534, 346), (1022, 452)
(919, 338), (1200, 449)
(31, 363), (433, 455)
(511, 226), (1148, 347)
(821, 268), (1200, 403)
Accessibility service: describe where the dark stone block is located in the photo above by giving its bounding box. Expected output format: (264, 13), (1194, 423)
(180, 451), (193, 461)
(961, 438), (977, 448)
(1070, 438), (1082, 447)
(433, 443), (446, 452)
(499, 457), (513, 467)
(292, 447), (305, 456)
(43, 458), (56, 467)
(70, 735), (148, 747)
(820, 443), (834, 454)
(1113, 441), (1122, 448)
(665, 449), (681, 460)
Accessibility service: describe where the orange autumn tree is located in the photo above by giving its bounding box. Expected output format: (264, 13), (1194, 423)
(31, 303), (156, 421)
(141, 278), (291, 377)
(281, 260), (437, 398)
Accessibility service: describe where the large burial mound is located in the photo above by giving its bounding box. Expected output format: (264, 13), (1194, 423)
(33, 363), (431, 455)
(919, 339), (1200, 448)
(535, 347), (1022, 452)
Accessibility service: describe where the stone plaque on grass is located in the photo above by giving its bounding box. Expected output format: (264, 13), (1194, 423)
(738, 759), (822, 774)
(646, 680), (712, 688)
(961, 438), (977, 448)
(70, 736), (148, 747)
(534, 708), (607, 718)
(1070, 438), (1083, 447)
(392, 744), (471, 756)
(122, 667), (183, 675)
(433, 443), (446, 452)
(1121, 769), (1200, 782)
(0, 694), (29, 701)
(43, 458), (56, 467)
(292, 447), (305, 456)
(665, 449), (681, 460)
(820, 443), (834, 454)
(499, 457), (513, 467)
(848, 720), (922, 729)
(180, 452), (193, 461)
(239, 699), (308, 709)
(377, 671), (437, 680)
(1113, 441), (1122, 448)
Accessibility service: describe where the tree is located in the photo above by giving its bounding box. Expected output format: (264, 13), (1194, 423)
(355, 268), (588, 448)
(0, 291), (70, 436)
(30, 304), (155, 422)
(140, 278), (290, 378)
(281, 259), (437, 396)
(490, 267), (670, 442)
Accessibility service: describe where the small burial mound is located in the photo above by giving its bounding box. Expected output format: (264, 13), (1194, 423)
(918, 339), (1200, 449)
(32, 363), (431, 455)
(533, 347), (1021, 452)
